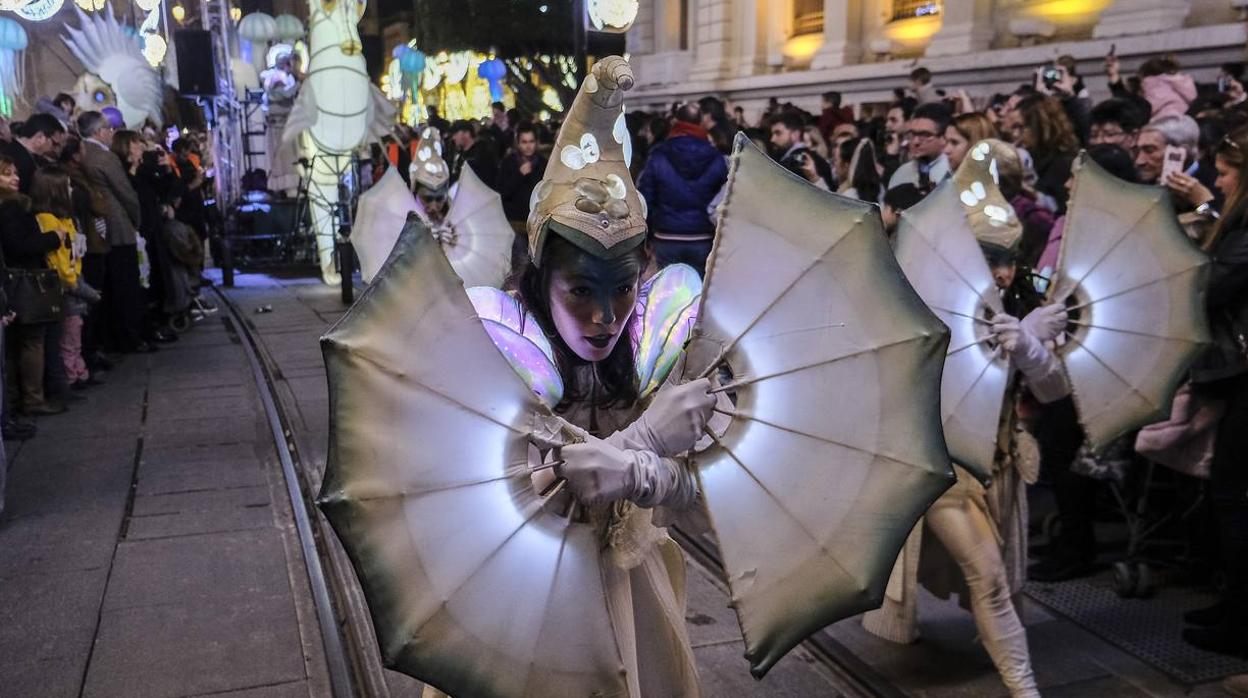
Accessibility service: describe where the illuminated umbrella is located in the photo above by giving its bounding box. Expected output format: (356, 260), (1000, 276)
(437, 163), (514, 289)
(893, 170), (1011, 484)
(273, 14), (305, 41)
(681, 135), (954, 676)
(1048, 152), (1210, 449)
(319, 218), (630, 697)
(353, 167), (419, 283)
(237, 12), (277, 43)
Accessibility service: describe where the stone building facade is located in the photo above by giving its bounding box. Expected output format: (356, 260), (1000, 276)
(625, 0), (1248, 119)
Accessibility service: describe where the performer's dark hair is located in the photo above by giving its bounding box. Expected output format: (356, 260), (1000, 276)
(517, 235), (644, 413)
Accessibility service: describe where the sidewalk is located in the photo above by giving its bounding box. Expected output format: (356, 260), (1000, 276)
(0, 314), (330, 697)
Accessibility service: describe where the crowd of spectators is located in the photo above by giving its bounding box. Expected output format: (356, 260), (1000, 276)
(364, 51), (1248, 667)
(0, 96), (216, 501)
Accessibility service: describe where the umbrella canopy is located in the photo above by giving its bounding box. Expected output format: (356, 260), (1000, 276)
(441, 163), (514, 289)
(319, 217), (629, 697)
(682, 135), (954, 676)
(353, 167), (419, 283)
(1049, 153), (1210, 449)
(893, 177), (1011, 484)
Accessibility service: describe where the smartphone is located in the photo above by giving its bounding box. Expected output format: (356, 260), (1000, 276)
(1161, 145), (1187, 183)
(1218, 75), (1231, 93)
(1108, 43), (1116, 57)
(1042, 65), (1064, 89)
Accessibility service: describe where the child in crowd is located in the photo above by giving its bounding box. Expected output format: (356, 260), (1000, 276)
(30, 166), (100, 390)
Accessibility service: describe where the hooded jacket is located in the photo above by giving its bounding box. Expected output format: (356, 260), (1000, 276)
(636, 127), (729, 239)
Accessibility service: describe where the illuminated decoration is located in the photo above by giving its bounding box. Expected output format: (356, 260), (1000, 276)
(171, 3), (184, 23)
(880, 13), (941, 50)
(586, 0), (638, 32)
(273, 13), (304, 40)
(267, 42), (294, 69)
(782, 33), (823, 64)
(74, 0), (106, 11)
(477, 57), (505, 102)
(15, 0), (65, 21)
(0, 17), (25, 117)
(890, 0), (940, 21)
(230, 6), (241, 21)
(142, 32), (166, 67)
(382, 57), (403, 100)
(239, 12), (278, 42)
(1018, 0), (1113, 25)
(284, 0), (396, 285)
(63, 6), (164, 126)
(134, 0), (160, 11)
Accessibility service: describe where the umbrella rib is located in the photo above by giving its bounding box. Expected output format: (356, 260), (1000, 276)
(1060, 201), (1160, 298)
(703, 429), (864, 591)
(931, 306), (992, 325)
(1066, 264), (1206, 312)
(339, 345), (531, 437)
(945, 345), (1004, 420)
(905, 226), (992, 307)
(1067, 319), (1198, 342)
(329, 461), (556, 503)
(1063, 332), (1164, 414)
(697, 225), (863, 379)
(947, 335), (995, 357)
(706, 335), (930, 393)
(729, 410), (938, 473)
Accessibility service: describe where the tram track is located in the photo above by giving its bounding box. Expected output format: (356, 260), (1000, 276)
(214, 281), (905, 698)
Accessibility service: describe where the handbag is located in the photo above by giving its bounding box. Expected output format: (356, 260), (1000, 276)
(6, 268), (63, 324)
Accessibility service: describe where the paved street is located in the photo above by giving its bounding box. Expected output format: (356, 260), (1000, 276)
(0, 270), (1239, 697)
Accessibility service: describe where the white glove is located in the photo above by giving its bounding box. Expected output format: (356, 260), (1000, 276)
(1020, 303), (1068, 343)
(609, 378), (717, 457)
(559, 435), (697, 509)
(992, 313), (1070, 403)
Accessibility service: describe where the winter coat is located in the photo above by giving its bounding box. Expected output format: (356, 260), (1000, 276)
(496, 152), (546, 222)
(1191, 218), (1248, 384)
(1010, 193), (1057, 270)
(81, 140), (140, 246)
(1143, 73), (1197, 121)
(35, 213), (79, 287)
(0, 197), (58, 270)
(1030, 149), (1076, 214)
(636, 135), (729, 239)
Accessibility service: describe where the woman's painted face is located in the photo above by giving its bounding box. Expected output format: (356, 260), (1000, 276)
(0, 165), (19, 193)
(548, 247), (641, 362)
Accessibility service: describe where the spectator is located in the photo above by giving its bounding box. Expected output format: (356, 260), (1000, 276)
(836, 138), (883, 205)
(497, 122), (547, 225)
(803, 125), (831, 163)
(818, 91), (854, 143)
(0, 155), (63, 416)
(1134, 114), (1200, 185)
(1035, 143), (1137, 280)
(3, 114), (64, 194)
(637, 102), (728, 276)
(1184, 126), (1248, 658)
(448, 120), (499, 191)
(1104, 49), (1153, 120)
(1139, 55), (1197, 121)
(992, 142), (1056, 269)
(829, 121), (860, 150)
(1088, 98), (1146, 150)
(943, 112), (998, 171)
(486, 101), (512, 158)
(58, 138), (114, 376)
(78, 110), (150, 354)
(881, 183), (923, 238)
(768, 111), (833, 189)
(910, 66), (935, 104)
(172, 138), (207, 241)
(698, 96), (734, 155)
(1016, 95), (1079, 212)
(425, 105), (449, 134)
(888, 101), (952, 193)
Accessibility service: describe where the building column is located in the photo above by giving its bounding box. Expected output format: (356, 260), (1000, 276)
(924, 0), (994, 57)
(688, 0), (736, 81)
(1093, 0), (1191, 37)
(728, 0), (768, 77)
(810, 0), (862, 70)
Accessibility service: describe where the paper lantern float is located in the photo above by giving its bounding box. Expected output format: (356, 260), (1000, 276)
(0, 17), (26, 117)
(62, 6), (164, 127)
(477, 57), (506, 102)
(274, 13), (305, 41)
(239, 12), (278, 42)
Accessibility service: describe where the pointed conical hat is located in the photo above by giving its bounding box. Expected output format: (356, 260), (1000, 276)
(527, 56), (645, 265)
(953, 139), (1024, 252)
(411, 128), (450, 192)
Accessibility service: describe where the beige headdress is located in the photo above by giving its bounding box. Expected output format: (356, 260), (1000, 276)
(954, 139), (1024, 251)
(526, 56), (646, 266)
(411, 126), (450, 192)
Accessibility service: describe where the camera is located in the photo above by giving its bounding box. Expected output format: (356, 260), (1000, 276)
(1042, 66), (1063, 89)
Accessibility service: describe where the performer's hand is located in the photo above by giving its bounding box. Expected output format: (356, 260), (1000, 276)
(991, 313), (1024, 354)
(1020, 303), (1068, 343)
(630, 378), (717, 457)
(558, 436), (639, 507)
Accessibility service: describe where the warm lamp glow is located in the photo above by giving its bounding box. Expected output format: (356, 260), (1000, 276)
(782, 33), (823, 63)
(1022, 0), (1113, 19)
(229, 6), (241, 21)
(171, 3), (185, 22)
(881, 14), (942, 46)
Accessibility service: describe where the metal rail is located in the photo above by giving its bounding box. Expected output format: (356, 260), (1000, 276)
(216, 289), (358, 697)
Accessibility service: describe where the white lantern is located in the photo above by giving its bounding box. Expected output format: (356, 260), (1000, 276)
(274, 13), (305, 41)
(238, 12), (278, 43)
(586, 0), (639, 32)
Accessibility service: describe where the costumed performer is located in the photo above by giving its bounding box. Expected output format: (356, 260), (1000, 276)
(868, 140), (1070, 698)
(261, 46), (302, 195)
(420, 55), (715, 697)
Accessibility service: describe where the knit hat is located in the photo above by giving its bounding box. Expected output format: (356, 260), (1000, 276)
(954, 139), (1023, 252)
(526, 56), (646, 266)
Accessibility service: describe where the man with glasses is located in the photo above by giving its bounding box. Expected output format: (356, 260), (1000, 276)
(1088, 98), (1145, 150)
(888, 102), (952, 194)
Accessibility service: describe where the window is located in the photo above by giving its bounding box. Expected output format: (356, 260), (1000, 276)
(891, 0), (941, 22)
(793, 0), (823, 37)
